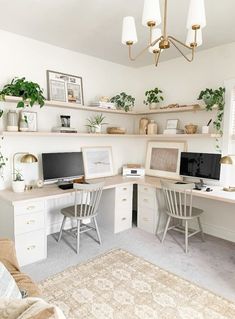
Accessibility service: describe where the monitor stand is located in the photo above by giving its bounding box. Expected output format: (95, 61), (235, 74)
(57, 179), (72, 186)
(194, 179), (207, 190)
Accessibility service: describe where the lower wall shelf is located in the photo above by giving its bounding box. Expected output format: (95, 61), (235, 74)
(1, 131), (221, 139)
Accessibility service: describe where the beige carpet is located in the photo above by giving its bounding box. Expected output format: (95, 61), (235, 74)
(39, 249), (235, 319)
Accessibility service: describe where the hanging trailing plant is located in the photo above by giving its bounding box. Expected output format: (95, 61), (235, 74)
(198, 87), (225, 152)
(0, 77), (45, 108)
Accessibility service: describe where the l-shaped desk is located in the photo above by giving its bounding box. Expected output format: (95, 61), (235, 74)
(0, 175), (234, 266)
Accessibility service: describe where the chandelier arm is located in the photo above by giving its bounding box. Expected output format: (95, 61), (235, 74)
(168, 35), (195, 51)
(169, 38), (195, 62)
(154, 50), (162, 67)
(128, 36), (163, 61)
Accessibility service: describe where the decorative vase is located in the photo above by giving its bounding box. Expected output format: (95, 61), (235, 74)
(7, 110), (18, 132)
(149, 103), (159, 110)
(139, 118), (149, 135)
(94, 125), (102, 133)
(12, 180), (25, 193)
(147, 120), (157, 135)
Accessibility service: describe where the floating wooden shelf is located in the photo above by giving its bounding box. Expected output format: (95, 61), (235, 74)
(1, 131), (221, 139)
(1, 96), (206, 116)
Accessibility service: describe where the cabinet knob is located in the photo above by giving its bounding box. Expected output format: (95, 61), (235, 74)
(26, 220), (35, 225)
(144, 188), (148, 191)
(27, 206), (35, 210)
(27, 245), (36, 251)
(123, 187), (127, 190)
(122, 198), (127, 202)
(122, 217), (127, 221)
(143, 198), (148, 202)
(143, 217), (149, 222)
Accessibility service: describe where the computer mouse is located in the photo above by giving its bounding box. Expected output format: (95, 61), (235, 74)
(206, 187), (212, 192)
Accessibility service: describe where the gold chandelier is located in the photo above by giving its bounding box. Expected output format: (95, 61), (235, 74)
(122, 0), (206, 67)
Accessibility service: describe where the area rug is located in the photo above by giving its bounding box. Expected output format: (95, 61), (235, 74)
(39, 249), (235, 319)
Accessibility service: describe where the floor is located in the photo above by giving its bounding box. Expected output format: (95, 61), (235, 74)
(22, 226), (235, 303)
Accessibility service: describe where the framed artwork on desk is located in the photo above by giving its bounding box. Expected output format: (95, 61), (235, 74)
(82, 146), (114, 179)
(145, 141), (187, 180)
(47, 70), (84, 105)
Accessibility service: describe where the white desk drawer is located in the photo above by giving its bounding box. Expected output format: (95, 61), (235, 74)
(116, 185), (132, 198)
(15, 201), (45, 216)
(138, 208), (156, 234)
(115, 211), (132, 233)
(139, 193), (156, 209)
(139, 185), (156, 196)
(15, 211), (45, 235)
(15, 230), (46, 266)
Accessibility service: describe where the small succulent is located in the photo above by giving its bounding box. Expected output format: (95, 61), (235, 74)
(86, 114), (107, 129)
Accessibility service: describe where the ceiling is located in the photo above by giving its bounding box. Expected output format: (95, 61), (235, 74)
(0, 0), (234, 67)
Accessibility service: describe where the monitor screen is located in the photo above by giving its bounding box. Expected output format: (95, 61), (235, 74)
(180, 152), (221, 180)
(42, 152), (84, 182)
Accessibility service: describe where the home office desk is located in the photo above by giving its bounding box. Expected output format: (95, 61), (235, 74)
(0, 175), (234, 266)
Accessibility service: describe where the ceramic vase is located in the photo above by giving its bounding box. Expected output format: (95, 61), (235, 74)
(12, 180), (25, 193)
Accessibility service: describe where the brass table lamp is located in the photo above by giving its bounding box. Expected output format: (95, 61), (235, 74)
(220, 155), (235, 192)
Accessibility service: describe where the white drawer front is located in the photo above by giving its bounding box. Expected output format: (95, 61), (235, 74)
(138, 208), (156, 234)
(15, 230), (46, 266)
(115, 211), (132, 233)
(139, 185), (156, 196)
(14, 201), (45, 216)
(116, 185), (132, 198)
(139, 193), (156, 209)
(15, 211), (45, 235)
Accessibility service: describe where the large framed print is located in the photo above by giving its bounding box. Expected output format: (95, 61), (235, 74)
(145, 141), (187, 180)
(82, 146), (114, 179)
(47, 70), (84, 105)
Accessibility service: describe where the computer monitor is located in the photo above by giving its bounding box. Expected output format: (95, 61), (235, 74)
(180, 152), (221, 181)
(42, 152), (84, 182)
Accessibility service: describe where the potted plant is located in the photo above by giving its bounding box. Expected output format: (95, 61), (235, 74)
(198, 87), (225, 134)
(0, 77), (45, 108)
(110, 92), (135, 112)
(86, 114), (107, 133)
(12, 170), (25, 193)
(144, 87), (164, 109)
(0, 141), (8, 190)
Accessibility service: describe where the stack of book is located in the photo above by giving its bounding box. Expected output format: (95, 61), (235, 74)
(89, 102), (116, 110)
(163, 128), (184, 135)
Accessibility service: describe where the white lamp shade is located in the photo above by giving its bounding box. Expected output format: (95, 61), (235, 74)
(187, 0), (206, 29)
(142, 0), (161, 27)
(149, 28), (162, 53)
(122, 16), (138, 44)
(186, 28), (202, 47)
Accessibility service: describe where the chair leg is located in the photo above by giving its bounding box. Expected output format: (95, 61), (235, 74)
(76, 220), (81, 254)
(93, 216), (102, 245)
(185, 220), (189, 253)
(161, 216), (171, 243)
(57, 216), (66, 242)
(197, 217), (205, 242)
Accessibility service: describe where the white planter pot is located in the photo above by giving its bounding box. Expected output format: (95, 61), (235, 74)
(94, 125), (102, 133)
(149, 103), (159, 110)
(12, 180), (25, 193)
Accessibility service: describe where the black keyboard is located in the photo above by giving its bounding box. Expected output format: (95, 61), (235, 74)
(58, 184), (74, 190)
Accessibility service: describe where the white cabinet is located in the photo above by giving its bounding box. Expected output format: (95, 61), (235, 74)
(138, 185), (158, 234)
(0, 199), (47, 267)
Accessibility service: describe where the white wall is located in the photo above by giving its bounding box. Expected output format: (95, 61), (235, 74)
(0, 30), (235, 241)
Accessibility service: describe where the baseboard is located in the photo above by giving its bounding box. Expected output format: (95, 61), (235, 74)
(201, 223), (235, 242)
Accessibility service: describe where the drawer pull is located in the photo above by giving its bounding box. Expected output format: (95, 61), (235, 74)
(143, 217), (149, 222)
(123, 187), (127, 190)
(26, 220), (35, 225)
(143, 199), (148, 202)
(27, 245), (36, 251)
(144, 188), (148, 191)
(122, 198), (127, 202)
(122, 217), (127, 221)
(27, 206), (35, 211)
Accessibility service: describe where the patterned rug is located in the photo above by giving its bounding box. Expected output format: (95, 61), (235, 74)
(39, 249), (235, 319)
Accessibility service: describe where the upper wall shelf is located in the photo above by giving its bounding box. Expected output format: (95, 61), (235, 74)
(1, 96), (205, 116)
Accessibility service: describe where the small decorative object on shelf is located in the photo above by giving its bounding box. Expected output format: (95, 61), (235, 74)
(47, 70), (84, 106)
(21, 111), (37, 132)
(185, 123), (198, 134)
(19, 114), (29, 132)
(106, 127), (126, 134)
(0, 139), (8, 190)
(202, 119), (211, 134)
(144, 87), (164, 109)
(139, 118), (149, 135)
(7, 110), (19, 132)
(60, 115), (71, 128)
(90, 96), (116, 110)
(0, 77), (45, 108)
(166, 119), (179, 130)
(86, 114), (107, 133)
(147, 120), (157, 135)
(110, 92), (135, 112)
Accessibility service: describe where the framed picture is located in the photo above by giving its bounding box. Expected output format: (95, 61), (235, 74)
(166, 119), (179, 129)
(21, 111), (37, 132)
(82, 146), (114, 179)
(145, 141), (187, 180)
(47, 70), (84, 105)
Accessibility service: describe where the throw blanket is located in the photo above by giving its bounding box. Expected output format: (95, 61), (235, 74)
(0, 297), (66, 319)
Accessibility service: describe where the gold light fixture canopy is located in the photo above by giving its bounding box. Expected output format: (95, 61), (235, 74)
(20, 154), (38, 164)
(220, 156), (233, 165)
(122, 0), (206, 67)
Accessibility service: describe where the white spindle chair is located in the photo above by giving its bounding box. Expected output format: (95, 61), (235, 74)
(160, 180), (205, 253)
(57, 182), (104, 254)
